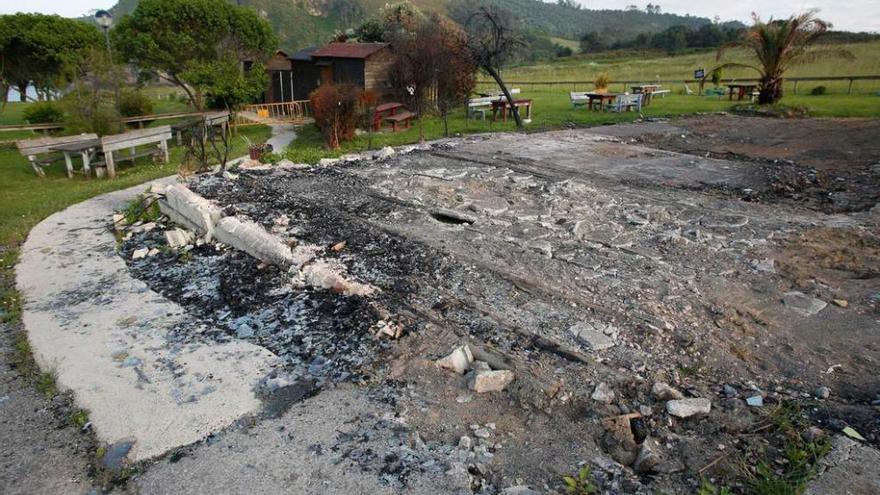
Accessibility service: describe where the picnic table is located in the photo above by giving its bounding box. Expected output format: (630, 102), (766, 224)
(48, 138), (102, 177)
(373, 102), (404, 130)
(585, 92), (618, 111)
(728, 84), (758, 101)
(491, 98), (533, 124)
(631, 85), (668, 105)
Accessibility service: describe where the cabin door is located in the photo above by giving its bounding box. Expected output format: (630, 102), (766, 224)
(320, 65), (334, 86)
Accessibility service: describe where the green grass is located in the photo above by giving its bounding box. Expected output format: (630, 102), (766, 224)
(0, 126), (270, 247)
(287, 91), (880, 163)
(494, 41), (880, 95)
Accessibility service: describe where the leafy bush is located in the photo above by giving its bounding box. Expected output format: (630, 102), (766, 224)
(22, 102), (64, 124)
(810, 85), (827, 96)
(594, 72), (610, 92)
(118, 90), (154, 117)
(710, 67), (723, 86)
(309, 83), (362, 149)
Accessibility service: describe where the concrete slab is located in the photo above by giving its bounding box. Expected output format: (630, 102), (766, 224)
(16, 179), (279, 462)
(804, 436), (880, 495)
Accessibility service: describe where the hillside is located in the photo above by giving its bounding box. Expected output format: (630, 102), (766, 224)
(104, 0), (725, 53)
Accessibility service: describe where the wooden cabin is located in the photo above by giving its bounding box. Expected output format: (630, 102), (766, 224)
(252, 43), (395, 103)
(311, 42), (393, 94)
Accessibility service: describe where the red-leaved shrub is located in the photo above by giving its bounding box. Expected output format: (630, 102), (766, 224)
(310, 83), (362, 149)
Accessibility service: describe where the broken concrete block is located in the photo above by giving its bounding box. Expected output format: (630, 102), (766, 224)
(591, 382), (616, 403)
(666, 398), (711, 418)
(300, 260), (377, 297)
(159, 184), (222, 241)
(131, 248), (149, 260)
(651, 382), (685, 401)
(215, 217), (294, 267)
(375, 146), (395, 160)
(436, 345), (474, 374)
(165, 228), (194, 249)
(569, 322), (617, 351)
(783, 291), (827, 317)
(468, 369), (514, 393)
(149, 183), (169, 195)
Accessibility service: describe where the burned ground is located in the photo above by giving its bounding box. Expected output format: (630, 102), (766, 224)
(122, 116), (879, 493)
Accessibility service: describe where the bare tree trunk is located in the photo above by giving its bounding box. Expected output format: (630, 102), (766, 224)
(485, 66), (522, 128)
(168, 73), (201, 111)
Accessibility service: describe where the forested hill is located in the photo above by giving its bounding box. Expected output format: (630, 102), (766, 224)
(104, 0), (728, 52)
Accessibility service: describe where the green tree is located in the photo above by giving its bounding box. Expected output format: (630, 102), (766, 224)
(113, 0), (277, 110)
(713, 11), (851, 105)
(0, 13), (101, 105)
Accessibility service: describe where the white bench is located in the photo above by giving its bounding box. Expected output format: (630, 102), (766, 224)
(608, 93), (643, 113)
(16, 134), (99, 177)
(570, 92), (590, 108)
(101, 125), (172, 178)
(468, 96), (501, 120)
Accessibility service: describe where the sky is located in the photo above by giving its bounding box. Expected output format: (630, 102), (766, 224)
(0, 0), (878, 32)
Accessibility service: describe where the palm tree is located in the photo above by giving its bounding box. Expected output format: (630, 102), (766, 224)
(713, 11), (853, 105)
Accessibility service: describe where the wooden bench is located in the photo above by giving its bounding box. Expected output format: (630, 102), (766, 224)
(16, 134), (99, 177)
(384, 111), (415, 132)
(100, 125), (172, 178)
(608, 93), (643, 113)
(373, 102), (404, 130)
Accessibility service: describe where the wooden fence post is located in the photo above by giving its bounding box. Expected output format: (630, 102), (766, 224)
(848, 79), (854, 95)
(793, 80), (798, 95)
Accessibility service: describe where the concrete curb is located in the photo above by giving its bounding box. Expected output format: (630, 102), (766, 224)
(16, 178), (279, 463)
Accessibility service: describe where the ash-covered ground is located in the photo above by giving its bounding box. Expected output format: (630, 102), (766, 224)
(121, 117), (880, 494)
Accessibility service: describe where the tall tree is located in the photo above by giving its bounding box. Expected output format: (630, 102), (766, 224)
(462, 6), (525, 128)
(0, 13), (101, 105)
(713, 11), (851, 105)
(113, 0), (277, 110)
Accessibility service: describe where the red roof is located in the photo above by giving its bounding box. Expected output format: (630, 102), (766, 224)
(311, 42), (389, 59)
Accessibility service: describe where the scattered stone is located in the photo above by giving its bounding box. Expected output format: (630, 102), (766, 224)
(131, 248), (149, 260)
(436, 345), (474, 375)
(165, 228), (194, 249)
(147, 248), (160, 257)
(526, 240), (553, 258)
(331, 240), (347, 252)
(569, 322), (618, 351)
(815, 386), (831, 399)
(745, 395), (764, 407)
(468, 369), (515, 393)
(666, 398), (711, 418)
(101, 439), (135, 471)
(473, 428), (491, 439)
(802, 427), (827, 443)
(652, 382), (685, 401)
(638, 405), (653, 417)
(723, 384), (738, 398)
(300, 260), (378, 297)
(500, 487), (541, 495)
(782, 291), (827, 317)
(375, 146), (396, 160)
(832, 299), (849, 308)
(842, 426), (866, 442)
(591, 382), (616, 403)
(458, 436), (473, 450)
(633, 438), (663, 473)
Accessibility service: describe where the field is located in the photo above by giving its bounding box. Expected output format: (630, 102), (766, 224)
(493, 41), (880, 95)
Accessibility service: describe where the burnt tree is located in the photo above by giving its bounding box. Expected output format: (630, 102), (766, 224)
(464, 7), (525, 128)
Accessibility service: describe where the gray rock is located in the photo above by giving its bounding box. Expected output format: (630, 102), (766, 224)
(782, 291), (827, 317)
(633, 439), (663, 473)
(500, 486), (541, 495)
(666, 398), (711, 418)
(746, 395), (764, 407)
(591, 382), (616, 403)
(723, 384), (738, 398)
(468, 369), (514, 393)
(569, 322), (618, 351)
(803, 436), (880, 495)
(131, 248), (149, 260)
(458, 436), (473, 450)
(815, 386), (831, 399)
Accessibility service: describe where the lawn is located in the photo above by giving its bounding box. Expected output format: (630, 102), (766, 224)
(0, 125), (270, 248)
(286, 91), (880, 163)
(490, 41), (880, 95)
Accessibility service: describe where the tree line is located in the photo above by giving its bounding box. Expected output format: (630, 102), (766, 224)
(581, 22), (744, 54)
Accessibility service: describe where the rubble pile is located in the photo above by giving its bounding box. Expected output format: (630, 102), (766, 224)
(116, 126), (880, 493)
